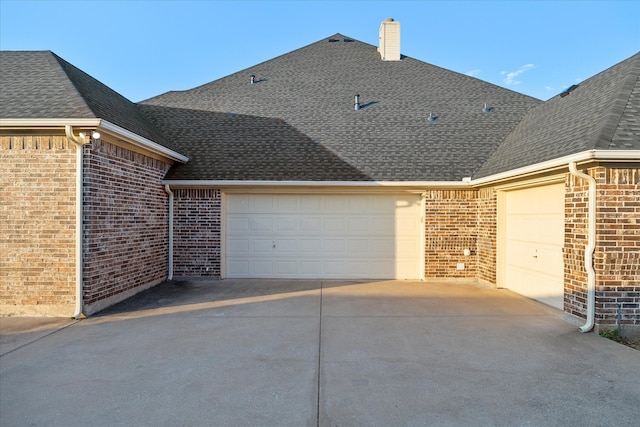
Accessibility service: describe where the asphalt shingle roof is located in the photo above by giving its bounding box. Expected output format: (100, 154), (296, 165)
(0, 50), (177, 152)
(476, 52), (640, 178)
(142, 34), (541, 181)
(140, 105), (371, 181)
(3, 42), (638, 183)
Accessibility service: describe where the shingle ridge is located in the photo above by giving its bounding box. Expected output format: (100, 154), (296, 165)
(50, 52), (181, 152)
(590, 52), (640, 149)
(47, 51), (97, 117)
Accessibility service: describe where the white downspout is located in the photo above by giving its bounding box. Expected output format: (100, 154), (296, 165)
(164, 184), (174, 281)
(568, 162), (596, 333)
(65, 125), (88, 319)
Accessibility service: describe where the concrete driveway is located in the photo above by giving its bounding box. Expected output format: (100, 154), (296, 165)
(1, 279), (639, 427)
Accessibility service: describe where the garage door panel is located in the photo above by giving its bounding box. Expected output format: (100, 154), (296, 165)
(227, 239), (250, 254)
(253, 261), (274, 275)
(323, 197), (347, 212)
(227, 260), (249, 276)
(299, 239), (321, 252)
(299, 196), (321, 212)
(371, 239), (394, 254)
(371, 217), (395, 234)
(228, 217), (250, 232)
(253, 195), (275, 212)
(227, 195), (250, 213)
(276, 195), (298, 211)
(324, 260), (347, 276)
(276, 239), (297, 254)
(324, 239), (346, 253)
(253, 239), (274, 253)
(324, 217), (346, 232)
(252, 218), (274, 232)
(300, 217), (322, 232)
(275, 217), (298, 232)
(226, 194), (421, 279)
(348, 217), (370, 232)
(348, 239), (370, 254)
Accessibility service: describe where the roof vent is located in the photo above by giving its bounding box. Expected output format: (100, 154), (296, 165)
(427, 112), (437, 122)
(378, 18), (401, 61)
(354, 94), (361, 111)
(560, 84), (579, 98)
(328, 38), (339, 43)
(250, 75), (256, 84)
(483, 103), (492, 113)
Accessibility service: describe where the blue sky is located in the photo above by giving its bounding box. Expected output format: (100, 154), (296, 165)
(1, 1), (638, 102)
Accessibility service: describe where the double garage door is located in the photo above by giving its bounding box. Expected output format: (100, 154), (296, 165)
(225, 193), (422, 279)
(502, 182), (565, 309)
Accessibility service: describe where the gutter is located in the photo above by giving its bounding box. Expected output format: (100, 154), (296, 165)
(161, 180), (472, 189)
(65, 125), (90, 319)
(164, 185), (174, 281)
(472, 149), (640, 186)
(568, 162), (597, 333)
(1, 118), (189, 163)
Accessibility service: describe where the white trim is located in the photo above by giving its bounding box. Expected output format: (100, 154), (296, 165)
(98, 120), (189, 163)
(164, 185), (174, 281)
(220, 192), (227, 279)
(1, 118), (189, 163)
(162, 180), (471, 188)
(1, 118), (101, 127)
(568, 162), (596, 333)
(472, 150), (640, 186)
(65, 125), (88, 319)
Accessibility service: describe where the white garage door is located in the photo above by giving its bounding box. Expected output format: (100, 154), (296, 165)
(225, 193), (422, 279)
(503, 183), (565, 309)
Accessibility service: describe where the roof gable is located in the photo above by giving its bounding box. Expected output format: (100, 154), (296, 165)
(143, 34), (541, 182)
(0, 50), (178, 153)
(476, 52), (640, 178)
(0, 51), (94, 118)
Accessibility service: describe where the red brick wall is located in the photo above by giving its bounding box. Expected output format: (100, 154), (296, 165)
(477, 187), (497, 285)
(82, 139), (171, 314)
(565, 173), (589, 319)
(566, 166), (640, 328)
(594, 167), (640, 327)
(172, 188), (221, 277)
(424, 190), (478, 278)
(0, 135), (77, 316)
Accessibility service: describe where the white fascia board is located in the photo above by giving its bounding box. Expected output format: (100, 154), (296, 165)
(162, 180), (471, 188)
(471, 150), (640, 186)
(0, 118), (189, 163)
(98, 120), (189, 163)
(0, 118), (101, 127)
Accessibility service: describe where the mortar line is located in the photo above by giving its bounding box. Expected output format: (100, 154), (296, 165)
(316, 280), (323, 427)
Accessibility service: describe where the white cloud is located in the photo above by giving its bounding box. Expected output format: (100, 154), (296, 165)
(545, 86), (555, 91)
(501, 63), (535, 85)
(466, 69), (481, 77)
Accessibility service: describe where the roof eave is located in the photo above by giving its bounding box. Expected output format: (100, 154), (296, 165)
(0, 118), (189, 163)
(162, 180), (472, 190)
(472, 149), (640, 186)
(99, 120), (188, 163)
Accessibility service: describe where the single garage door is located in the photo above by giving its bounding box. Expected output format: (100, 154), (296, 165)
(503, 182), (565, 309)
(225, 193), (422, 279)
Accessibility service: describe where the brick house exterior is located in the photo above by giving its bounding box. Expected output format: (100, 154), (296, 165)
(0, 135), (77, 315)
(1, 27), (638, 335)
